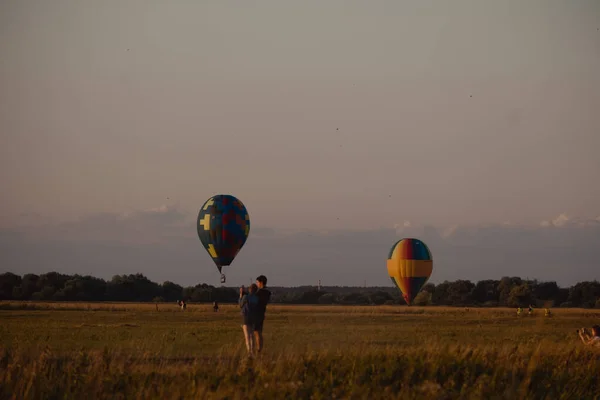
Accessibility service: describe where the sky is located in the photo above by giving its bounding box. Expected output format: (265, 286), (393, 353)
(1, 0), (599, 287)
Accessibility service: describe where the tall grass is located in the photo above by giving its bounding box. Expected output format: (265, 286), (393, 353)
(1, 302), (599, 399)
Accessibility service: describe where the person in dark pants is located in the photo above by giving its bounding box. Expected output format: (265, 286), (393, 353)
(253, 275), (271, 354)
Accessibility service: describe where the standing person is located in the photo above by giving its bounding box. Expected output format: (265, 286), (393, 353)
(253, 275), (272, 354)
(213, 301), (219, 312)
(239, 284), (259, 355)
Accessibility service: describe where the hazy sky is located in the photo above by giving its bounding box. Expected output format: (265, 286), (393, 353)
(1, 0), (599, 286)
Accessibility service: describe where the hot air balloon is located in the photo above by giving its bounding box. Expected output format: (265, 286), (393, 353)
(387, 238), (432, 305)
(197, 195), (250, 283)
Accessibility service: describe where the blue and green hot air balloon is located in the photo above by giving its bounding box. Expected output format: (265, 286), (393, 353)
(197, 194), (250, 283)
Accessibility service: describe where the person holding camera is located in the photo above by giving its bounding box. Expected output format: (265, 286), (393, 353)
(578, 325), (600, 346)
(239, 284), (260, 355)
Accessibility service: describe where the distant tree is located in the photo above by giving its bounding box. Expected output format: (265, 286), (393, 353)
(37, 272), (70, 293)
(106, 275), (135, 301)
(180, 283), (235, 303)
(568, 281), (600, 308)
(446, 280), (474, 306)
(161, 281), (184, 302)
(339, 292), (370, 305)
(498, 277), (522, 306)
(0, 272), (21, 300)
(556, 288), (570, 306)
(413, 291), (432, 306)
(188, 286), (211, 302)
(507, 284), (533, 307)
(11, 286), (23, 300)
(532, 281), (560, 307)
(106, 274), (161, 302)
(422, 283), (436, 297)
(318, 293), (335, 304)
(31, 291), (45, 301)
(212, 286), (237, 302)
(58, 276), (106, 301)
(295, 290), (323, 304)
(431, 281), (451, 305)
(38, 286), (56, 300)
(273, 291), (303, 304)
(20, 274), (40, 299)
(471, 280), (499, 304)
(369, 291), (394, 305)
(1, 271), (598, 308)
(181, 286), (195, 301)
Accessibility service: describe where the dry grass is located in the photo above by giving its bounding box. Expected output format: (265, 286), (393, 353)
(1, 302), (599, 399)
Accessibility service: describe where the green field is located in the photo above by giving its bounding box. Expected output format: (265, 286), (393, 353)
(1, 302), (599, 399)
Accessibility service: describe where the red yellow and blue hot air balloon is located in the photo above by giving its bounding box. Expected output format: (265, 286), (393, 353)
(387, 238), (433, 305)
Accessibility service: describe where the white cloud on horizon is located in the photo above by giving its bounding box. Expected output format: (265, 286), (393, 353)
(541, 213), (570, 228)
(5, 207), (600, 236)
(540, 214), (600, 229)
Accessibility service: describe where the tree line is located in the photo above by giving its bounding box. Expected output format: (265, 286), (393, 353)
(0, 272), (599, 308)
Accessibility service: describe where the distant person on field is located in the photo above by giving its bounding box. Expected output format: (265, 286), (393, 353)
(528, 304), (533, 316)
(578, 325), (600, 347)
(239, 284), (259, 355)
(544, 308), (552, 317)
(517, 307), (522, 316)
(253, 275), (272, 354)
(213, 301), (219, 312)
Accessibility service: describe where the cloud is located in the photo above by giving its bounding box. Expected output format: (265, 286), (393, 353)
(27, 205), (192, 245)
(145, 205), (171, 213)
(393, 220), (414, 236)
(540, 213), (569, 228)
(441, 225), (459, 238)
(250, 227), (276, 237)
(1, 210), (599, 287)
(552, 214), (569, 227)
(540, 214), (600, 229)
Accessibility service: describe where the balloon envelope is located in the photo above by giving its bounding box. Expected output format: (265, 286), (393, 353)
(196, 195), (250, 273)
(386, 238), (433, 305)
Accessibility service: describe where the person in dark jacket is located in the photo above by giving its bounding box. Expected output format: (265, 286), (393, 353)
(253, 275), (271, 353)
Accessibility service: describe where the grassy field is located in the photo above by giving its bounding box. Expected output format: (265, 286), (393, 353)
(1, 302), (599, 399)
